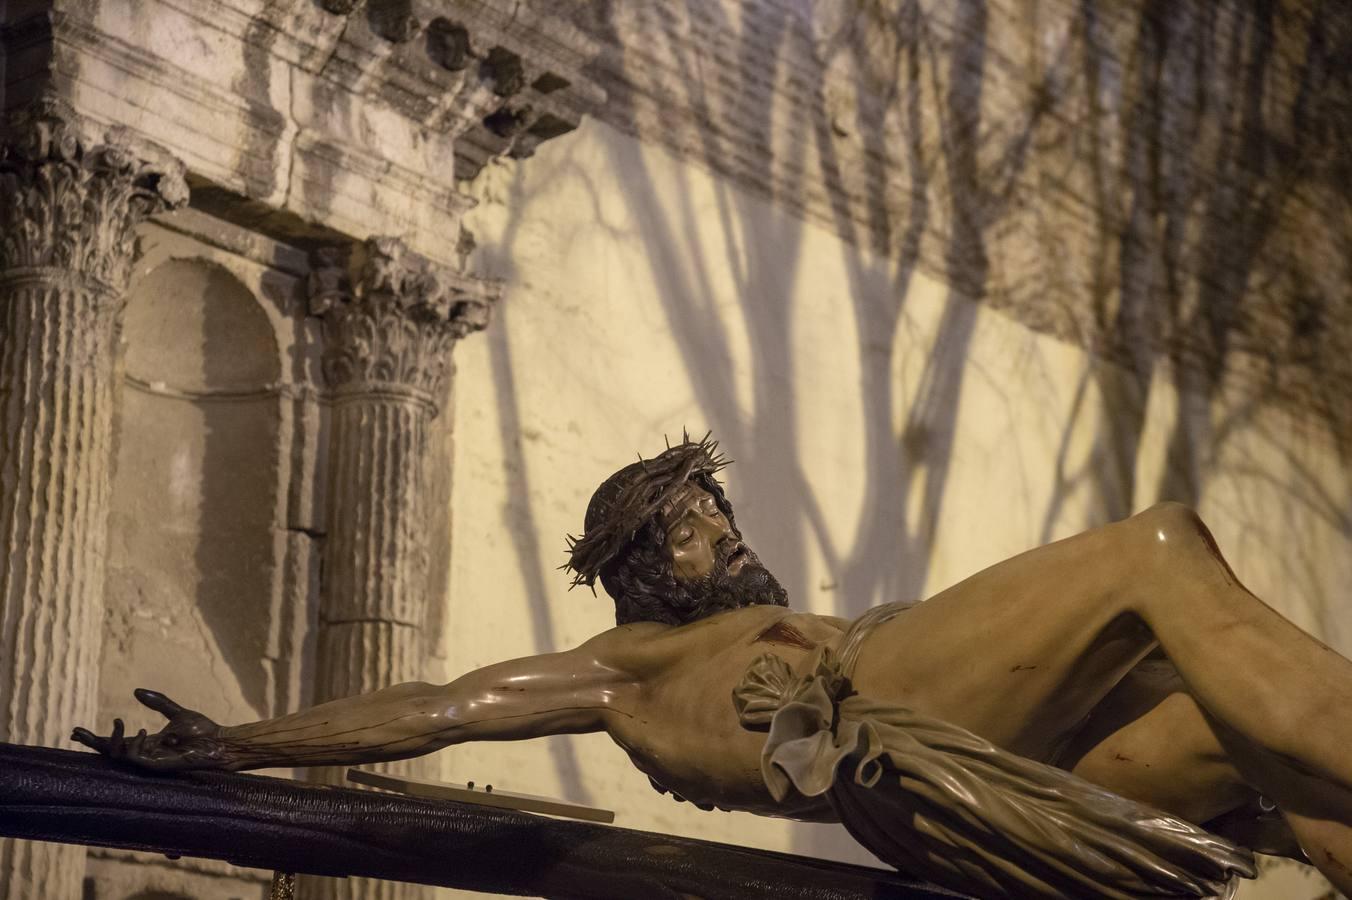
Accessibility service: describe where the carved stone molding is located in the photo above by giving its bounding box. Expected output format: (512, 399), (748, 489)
(307, 237), (499, 409)
(9, 2), (603, 268)
(0, 97), (188, 294)
(310, 0), (604, 179)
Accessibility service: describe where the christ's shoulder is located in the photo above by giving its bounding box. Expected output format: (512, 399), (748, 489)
(582, 607), (793, 675)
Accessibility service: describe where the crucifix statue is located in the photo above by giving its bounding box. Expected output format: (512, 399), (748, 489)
(76, 437), (1352, 899)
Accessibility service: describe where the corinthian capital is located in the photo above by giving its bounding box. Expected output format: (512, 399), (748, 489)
(0, 97), (189, 292)
(307, 236), (500, 406)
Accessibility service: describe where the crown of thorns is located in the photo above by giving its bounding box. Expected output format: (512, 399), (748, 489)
(565, 434), (731, 591)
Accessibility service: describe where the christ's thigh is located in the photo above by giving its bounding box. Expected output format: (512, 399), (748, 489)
(850, 517), (1157, 758)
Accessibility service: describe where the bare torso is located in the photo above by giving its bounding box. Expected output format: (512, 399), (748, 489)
(600, 606), (848, 818)
(597, 527), (1170, 822)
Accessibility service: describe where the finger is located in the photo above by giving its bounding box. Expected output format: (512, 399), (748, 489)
(134, 688), (187, 720)
(109, 719), (125, 757)
(126, 729), (149, 760)
(70, 727), (110, 754)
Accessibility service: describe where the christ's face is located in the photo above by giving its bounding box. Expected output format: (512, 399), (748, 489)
(654, 483), (789, 619)
(660, 484), (746, 581)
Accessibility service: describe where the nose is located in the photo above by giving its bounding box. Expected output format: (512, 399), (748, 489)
(707, 510), (734, 539)
(695, 510), (734, 544)
(719, 537), (744, 561)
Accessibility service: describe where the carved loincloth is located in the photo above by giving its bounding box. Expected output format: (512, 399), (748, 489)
(733, 601), (1255, 900)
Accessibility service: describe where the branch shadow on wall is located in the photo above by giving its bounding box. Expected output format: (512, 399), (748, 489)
(473, 172), (597, 807)
(1038, 1), (1352, 540)
(475, 0), (1352, 876)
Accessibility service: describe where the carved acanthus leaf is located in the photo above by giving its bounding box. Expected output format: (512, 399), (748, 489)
(307, 237), (500, 403)
(0, 98), (188, 291)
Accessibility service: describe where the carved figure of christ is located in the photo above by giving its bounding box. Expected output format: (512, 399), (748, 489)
(77, 442), (1352, 897)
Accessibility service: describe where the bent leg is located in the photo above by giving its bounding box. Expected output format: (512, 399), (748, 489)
(1125, 503), (1352, 792)
(851, 501), (1352, 888)
(1282, 813), (1352, 896)
(1062, 660), (1352, 891)
(854, 502), (1352, 786)
(1060, 660), (1254, 825)
(1209, 718), (1352, 896)
(851, 518), (1165, 757)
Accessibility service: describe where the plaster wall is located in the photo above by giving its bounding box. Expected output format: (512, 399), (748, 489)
(445, 118), (1350, 899)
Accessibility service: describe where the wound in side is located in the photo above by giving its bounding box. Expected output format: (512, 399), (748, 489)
(753, 619), (816, 651)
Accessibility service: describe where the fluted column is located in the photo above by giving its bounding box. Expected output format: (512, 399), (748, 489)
(318, 395), (432, 705)
(0, 98), (186, 898)
(303, 238), (495, 900)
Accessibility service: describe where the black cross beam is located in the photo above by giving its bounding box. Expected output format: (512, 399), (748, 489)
(0, 743), (965, 899)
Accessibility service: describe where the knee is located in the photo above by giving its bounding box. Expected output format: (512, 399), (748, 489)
(1130, 502), (1231, 571)
(1134, 501), (1205, 540)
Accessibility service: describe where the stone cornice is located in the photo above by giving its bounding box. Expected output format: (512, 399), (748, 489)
(307, 237), (500, 407)
(1, 1), (603, 265)
(0, 97), (188, 293)
(304, 0), (605, 177)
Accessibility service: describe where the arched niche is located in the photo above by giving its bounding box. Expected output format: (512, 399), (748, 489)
(123, 260), (280, 389)
(101, 258), (284, 728)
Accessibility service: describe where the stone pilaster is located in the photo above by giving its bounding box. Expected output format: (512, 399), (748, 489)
(0, 98), (187, 898)
(303, 238), (495, 900)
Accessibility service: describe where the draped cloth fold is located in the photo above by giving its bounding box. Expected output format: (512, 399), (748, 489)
(733, 608), (1255, 900)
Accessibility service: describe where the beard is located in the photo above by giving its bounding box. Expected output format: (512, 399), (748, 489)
(665, 542), (789, 626)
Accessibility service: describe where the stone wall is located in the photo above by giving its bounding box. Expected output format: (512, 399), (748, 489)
(1, 0), (596, 894)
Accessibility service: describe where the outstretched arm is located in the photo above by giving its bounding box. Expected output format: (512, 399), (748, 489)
(73, 636), (637, 772)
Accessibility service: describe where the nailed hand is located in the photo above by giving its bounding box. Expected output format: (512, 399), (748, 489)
(71, 689), (232, 771)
